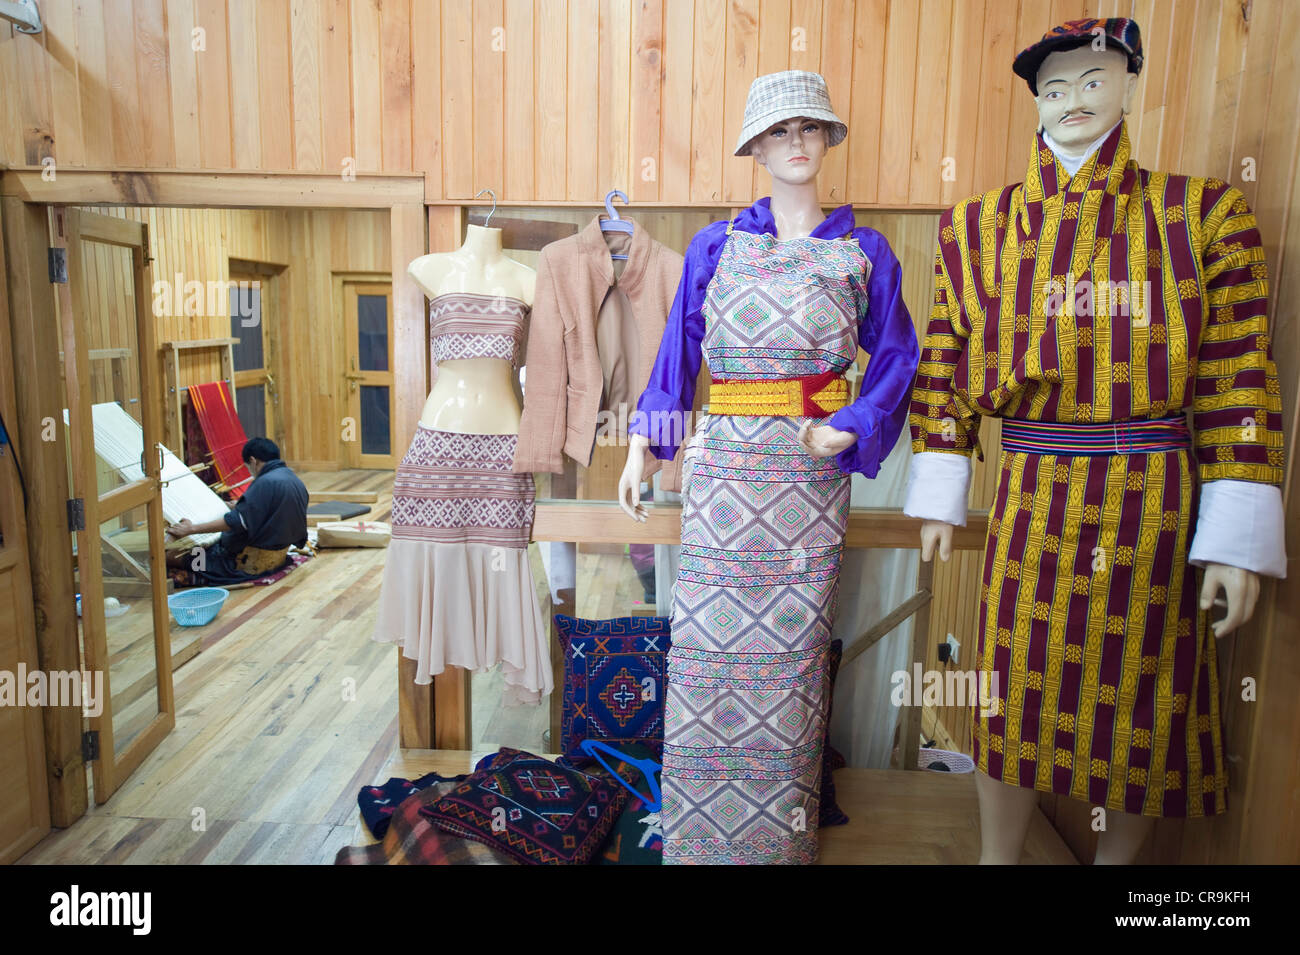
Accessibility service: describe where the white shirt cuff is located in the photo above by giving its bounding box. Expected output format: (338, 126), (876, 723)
(1189, 480), (1287, 578)
(903, 452), (972, 527)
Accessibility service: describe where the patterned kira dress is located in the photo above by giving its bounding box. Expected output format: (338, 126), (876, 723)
(660, 223), (867, 864)
(373, 292), (551, 705)
(909, 123), (1285, 817)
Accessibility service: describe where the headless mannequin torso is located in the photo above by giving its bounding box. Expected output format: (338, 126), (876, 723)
(408, 224), (536, 435)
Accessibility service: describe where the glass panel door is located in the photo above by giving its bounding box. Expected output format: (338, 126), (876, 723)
(343, 281), (396, 468)
(53, 207), (174, 804)
(229, 273), (276, 444)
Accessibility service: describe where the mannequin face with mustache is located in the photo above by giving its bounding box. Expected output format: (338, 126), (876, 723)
(1034, 45), (1137, 152)
(748, 117), (827, 185)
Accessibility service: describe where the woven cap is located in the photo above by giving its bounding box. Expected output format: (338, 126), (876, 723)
(1013, 17), (1143, 95)
(734, 70), (847, 157)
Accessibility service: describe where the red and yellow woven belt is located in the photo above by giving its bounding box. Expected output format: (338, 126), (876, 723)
(708, 370), (851, 417)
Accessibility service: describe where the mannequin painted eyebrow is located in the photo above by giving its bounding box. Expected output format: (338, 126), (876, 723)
(1042, 66), (1107, 87)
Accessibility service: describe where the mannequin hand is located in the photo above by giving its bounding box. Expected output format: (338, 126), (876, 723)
(618, 435), (650, 523)
(1199, 562), (1260, 639)
(920, 521), (954, 562)
(797, 420), (856, 459)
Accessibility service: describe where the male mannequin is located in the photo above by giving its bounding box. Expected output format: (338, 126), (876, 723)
(407, 223), (536, 435)
(906, 19), (1286, 864)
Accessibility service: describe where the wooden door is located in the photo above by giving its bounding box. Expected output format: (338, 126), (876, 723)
(229, 270), (280, 446)
(342, 281), (397, 468)
(51, 207), (174, 804)
(0, 202), (50, 863)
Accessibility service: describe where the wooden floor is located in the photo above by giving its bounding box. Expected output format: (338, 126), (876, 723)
(20, 469), (400, 864)
(357, 750), (1078, 865)
(19, 467), (1076, 865)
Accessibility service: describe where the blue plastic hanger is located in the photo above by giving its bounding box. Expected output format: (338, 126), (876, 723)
(579, 739), (662, 811)
(600, 189), (633, 261)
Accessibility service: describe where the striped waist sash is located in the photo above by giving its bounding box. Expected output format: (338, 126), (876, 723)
(1001, 416), (1192, 456)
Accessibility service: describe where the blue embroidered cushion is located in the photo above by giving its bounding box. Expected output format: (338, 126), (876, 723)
(555, 614), (671, 759)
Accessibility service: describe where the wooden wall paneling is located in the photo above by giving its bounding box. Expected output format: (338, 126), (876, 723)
(688, 0), (725, 204)
(215, 9), (250, 170)
(532, 0), (567, 201)
(0, 26), (21, 167)
(815, 0), (852, 205)
(390, 203), (426, 478)
(908, 0), (952, 207)
(349, 0), (383, 174)
(843, 0), (885, 205)
(877, 0), (918, 204)
(600, 0), (633, 200)
(73, 2), (110, 164)
(43, 0), (85, 169)
(290, 0), (323, 172)
(721, 0), (759, 205)
(411, 0), (444, 197)
(1201, 0), (1249, 181)
(786, 0), (821, 74)
(14, 11), (52, 165)
(1002, 0), (1048, 187)
(659, 0), (693, 204)
(133, 0), (174, 167)
(751, 0), (791, 203)
(567, 0), (599, 200)
(166, 0), (202, 168)
(194, 0), (234, 168)
(472, 0), (506, 195)
(2, 197), (87, 826)
(970, 0), (1017, 195)
(380, 0), (414, 175)
(441, 0), (474, 198)
(940, 0), (984, 205)
(257, 0), (295, 172)
(1178, 0), (1225, 177)
(319, 0), (353, 176)
(1229, 0), (1282, 214)
(629, 0), (664, 204)
(504, 0), (535, 200)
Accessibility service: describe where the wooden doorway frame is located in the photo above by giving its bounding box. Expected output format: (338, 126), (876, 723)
(0, 169), (430, 825)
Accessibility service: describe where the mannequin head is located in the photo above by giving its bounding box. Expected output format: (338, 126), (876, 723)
(747, 116), (827, 185)
(1034, 44), (1138, 152)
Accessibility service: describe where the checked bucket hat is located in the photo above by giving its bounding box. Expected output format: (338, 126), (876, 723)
(734, 70), (848, 157)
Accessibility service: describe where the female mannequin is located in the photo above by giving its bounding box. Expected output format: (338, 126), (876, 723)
(619, 70), (919, 864)
(409, 222), (536, 434)
(906, 18), (1286, 864)
(373, 220), (551, 706)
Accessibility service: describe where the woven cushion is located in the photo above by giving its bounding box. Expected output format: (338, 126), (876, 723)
(422, 748), (626, 865)
(556, 614), (671, 759)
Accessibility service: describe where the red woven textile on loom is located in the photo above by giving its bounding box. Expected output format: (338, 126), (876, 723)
(188, 381), (252, 500)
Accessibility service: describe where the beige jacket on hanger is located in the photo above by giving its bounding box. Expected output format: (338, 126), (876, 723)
(513, 214), (691, 491)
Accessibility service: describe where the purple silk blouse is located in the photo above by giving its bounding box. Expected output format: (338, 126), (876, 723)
(629, 197), (919, 478)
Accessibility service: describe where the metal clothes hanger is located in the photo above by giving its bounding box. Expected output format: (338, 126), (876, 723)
(600, 188), (633, 261)
(474, 188), (498, 228)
